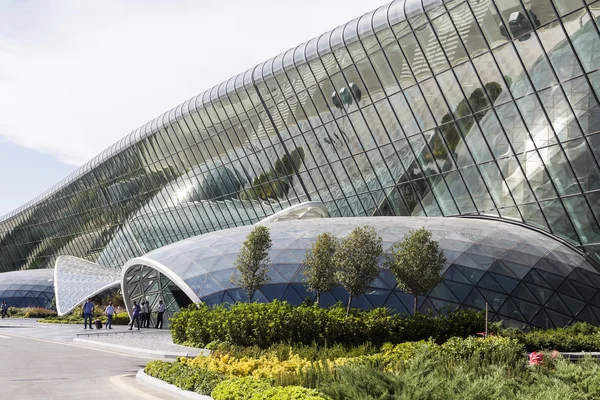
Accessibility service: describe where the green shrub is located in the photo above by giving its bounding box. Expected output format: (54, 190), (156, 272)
(145, 360), (225, 395)
(211, 377), (330, 400)
(500, 322), (600, 352)
(5, 307), (57, 318)
(170, 301), (485, 349)
(24, 307), (57, 318)
(38, 311), (129, 325)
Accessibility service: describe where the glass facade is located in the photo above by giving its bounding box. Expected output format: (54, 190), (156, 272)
(0, 0), (599, 310)
(123, 217), (600, 329)
(0, 269), (54, 308)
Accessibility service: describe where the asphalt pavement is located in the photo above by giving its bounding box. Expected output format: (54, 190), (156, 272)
(0, 319), (189, 400)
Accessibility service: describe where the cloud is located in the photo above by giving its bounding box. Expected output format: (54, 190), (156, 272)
(0, 0), (384, 166)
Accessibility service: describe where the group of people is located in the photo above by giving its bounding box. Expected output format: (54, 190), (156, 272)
(128, 299), (165, 330)
(82, 299), (115, 329)
(1, 302), (8, 318)
(81, 298), (165, 330)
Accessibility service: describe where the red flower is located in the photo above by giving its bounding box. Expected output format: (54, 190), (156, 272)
(529, 351), (544, 365)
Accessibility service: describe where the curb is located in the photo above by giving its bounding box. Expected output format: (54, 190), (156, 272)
(136, 369), (214, 400)
(73, 337), (208, 359)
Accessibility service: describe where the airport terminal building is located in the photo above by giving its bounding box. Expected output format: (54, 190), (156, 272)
(1, 0), (600, 329)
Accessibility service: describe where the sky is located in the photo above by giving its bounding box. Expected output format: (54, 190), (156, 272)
(0, 0), (385, 217)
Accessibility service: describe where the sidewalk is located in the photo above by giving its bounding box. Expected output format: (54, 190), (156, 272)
(1, 318), (207, 359)
(74, 327), (208, 359)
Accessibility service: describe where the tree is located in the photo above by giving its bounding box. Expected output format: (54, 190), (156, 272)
(231, 226), (272, 300)
(386, 227), (446, 314)
(304, 232), (338, 306)
(333, 226), (383, 316)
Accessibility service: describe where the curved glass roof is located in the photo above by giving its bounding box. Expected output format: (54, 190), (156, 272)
(54, 256), (121, 315)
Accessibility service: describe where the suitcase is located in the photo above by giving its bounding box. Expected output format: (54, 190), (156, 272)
(95, 320), (102, 329)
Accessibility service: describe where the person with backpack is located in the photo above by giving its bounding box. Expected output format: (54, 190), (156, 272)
(128, 301), (141, 330)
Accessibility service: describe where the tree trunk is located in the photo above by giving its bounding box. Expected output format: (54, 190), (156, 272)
(346, 293), (353, 317)
(413, 294), (418, 315)
(316, 291), (320, 307)
(248, 289), (254, 302)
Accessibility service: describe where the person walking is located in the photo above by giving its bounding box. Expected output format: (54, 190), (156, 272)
(128, 301), (141, 330)
(143, 300), (151, 328)
(83, 298), (94, 329)
(105, 302), (114, 329)
(155, 300), (165, 329)
(1, 301), (8, 318)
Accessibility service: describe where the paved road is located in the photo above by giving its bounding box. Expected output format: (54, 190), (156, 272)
(0, 324), (183, 400)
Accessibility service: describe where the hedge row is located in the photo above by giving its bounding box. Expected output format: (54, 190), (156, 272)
(39, 312), (130, 325)
(170, 301), (484, 348)
(501, 322), (600, 352)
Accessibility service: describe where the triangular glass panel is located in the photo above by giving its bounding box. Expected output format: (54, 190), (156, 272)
(476, 273), (506, 293)
(559, 293), (586, 317)
(200, 275), (225, 297)
(221, 291), (236, 305)
(462, 288), (487, 311)
(535, 269), (564, 289)
(489, 260), (519, 278)
(534, 258), (571, 276)
(266, 268), (287, 284)
(546, 293), (572, 316)
(574, 305), (599, 325)
(330, 286), (349, 304)
(202, 292), (224, 306)
(395, 291), (417, 314)
(497, 298), (527, 324)
(383, 292), (411, 315)
(456, 266), (486, 285)
(444, 265), (473, 284)
(478, 288), (508, 312)
(546, 308), (573, 329)
(556, 280), (585, 301)
(271, 250), (302, 265)
(428, 281), (459, 302)
(502, 250), (542, 268)
(522, 269), (553, 289)
(453, 253), (487, 270)
(271, 264), (300, 282)
(512, 282), (541, 304)
(260, 284), (288, 301)
(565, 279), (597, 302)
(210, 269), (235, 289)
(351, 294), (373, 310)
(281, 285), (304, 306)
(226, 288), (248, 303)
(513, 298), (541, 322)
(366, 289), (392, 308)
(523, 283), (552, 304)
(418, 297), (437, 315)
(490, 273), (520, 293)
(251, 289), (268, 303)
(444, 280), (472, 303)
(529, 308), (555, 330)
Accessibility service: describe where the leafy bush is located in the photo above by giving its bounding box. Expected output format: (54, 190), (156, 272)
(500, 322), (600, 352)
(170, 301), (485, 348)
(5, 307), (57, 318)
(211, 377), (330, 400)
(24, 308), (58, 318)
(39, 311), (129, 325)
(144, 360), (225, 395)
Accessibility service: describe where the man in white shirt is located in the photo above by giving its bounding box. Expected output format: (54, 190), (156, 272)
(155, 300), (166, 329)
(105, 302), (115, 329)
